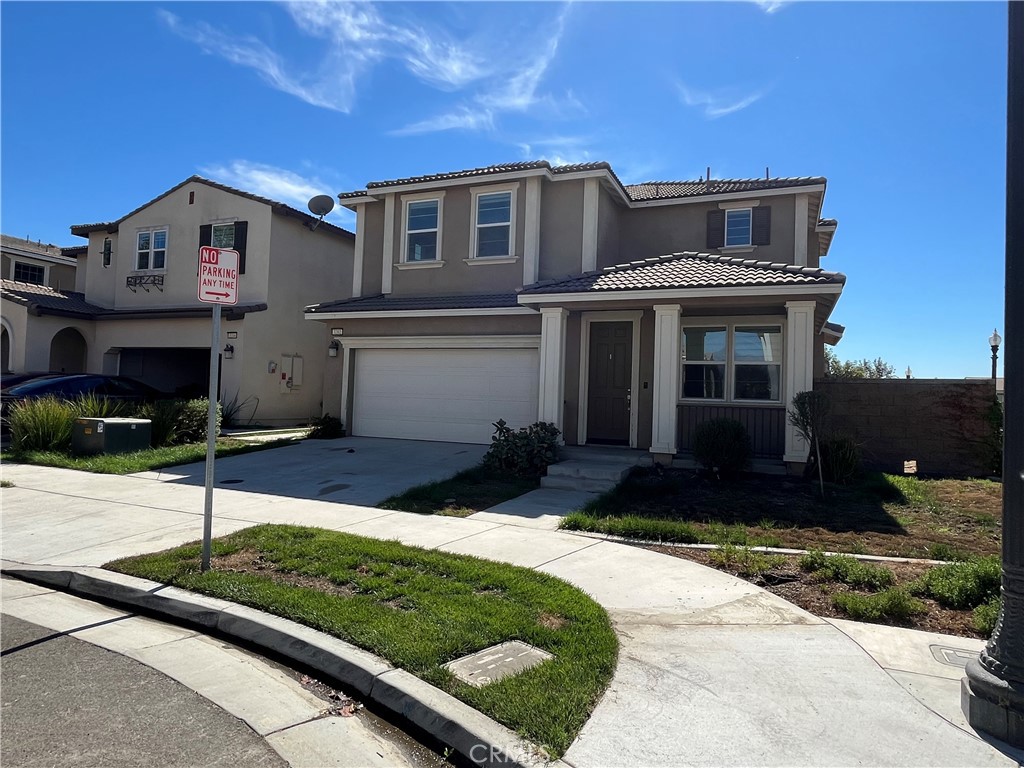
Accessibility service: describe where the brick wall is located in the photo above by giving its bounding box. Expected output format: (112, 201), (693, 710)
(814, 378), (999, 477)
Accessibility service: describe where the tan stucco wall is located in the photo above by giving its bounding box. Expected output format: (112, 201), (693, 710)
(360, 201), (385, 297)
(596, 186), (622, 268)
(539, 178), (585, 280)
(2, 307), (96, 374)
(83, 181), (273, 311)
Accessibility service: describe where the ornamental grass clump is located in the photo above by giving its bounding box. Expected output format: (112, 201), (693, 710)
(691, 418), (752, 479)
(8, 396), (76, 452)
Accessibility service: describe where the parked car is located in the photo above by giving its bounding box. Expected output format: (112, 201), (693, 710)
(0, 372), (61, 389)
(1, 374), (168, 431)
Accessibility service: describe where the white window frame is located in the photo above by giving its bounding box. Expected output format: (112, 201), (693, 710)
(12, 261), (46, 285)
(400, 191), (444, 264)
(725, 208), (753, 247)
(135, 227), (168, 272)
(679, 317), (785, 405)
(469, 183), (518, 263)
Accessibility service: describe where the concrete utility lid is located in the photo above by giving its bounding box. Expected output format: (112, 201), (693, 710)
(443, 641), (553, 688)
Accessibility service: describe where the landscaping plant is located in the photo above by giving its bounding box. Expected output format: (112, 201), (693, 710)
(832, 588), (926, 623)
(175, 398), (222, 443)
(307, 414), (344, 439)
(974, 596), (1002, 635)
(820, 434), (862, 484)
(691, 418), (752, 478)
(911, 555), (1001, 610)
(8, 396), (76, 452)
(788, 390), (830, 497)
(799, 550), (895, 590)
(482, 419), (561, 477)
(136, 400), (184, 447)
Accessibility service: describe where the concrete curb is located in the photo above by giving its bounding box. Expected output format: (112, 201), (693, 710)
(1, 561), (564, 768)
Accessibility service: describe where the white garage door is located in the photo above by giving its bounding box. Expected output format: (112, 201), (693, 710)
(352, 348), (539, 444)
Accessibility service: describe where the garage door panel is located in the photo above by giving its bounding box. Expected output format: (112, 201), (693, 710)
(352, 348), (539, 444)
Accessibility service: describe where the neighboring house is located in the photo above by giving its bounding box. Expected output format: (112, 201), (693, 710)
(1, 176), (355, 425)
(306, 160), (846, 467)
(1, 235), (81, 372)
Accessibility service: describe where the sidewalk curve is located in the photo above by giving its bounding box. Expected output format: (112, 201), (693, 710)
(0, 461), (1016, 767)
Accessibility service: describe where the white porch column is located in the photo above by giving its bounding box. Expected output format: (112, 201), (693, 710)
(538, 307), (568, 432)
(784, 300), (817, 462)
(651, 304), (681, 457)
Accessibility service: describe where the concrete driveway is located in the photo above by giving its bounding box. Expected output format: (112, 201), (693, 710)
(132, 437), (487, 506)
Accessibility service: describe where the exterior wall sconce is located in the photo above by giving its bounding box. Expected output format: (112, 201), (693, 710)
(328, 339), (340, 357)
(223, 344), (235, 360)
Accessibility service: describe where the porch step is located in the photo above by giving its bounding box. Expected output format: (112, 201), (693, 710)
(545, 460), (633, 483)
(541, 454), (641, 493)
(541, 475), (623, 493)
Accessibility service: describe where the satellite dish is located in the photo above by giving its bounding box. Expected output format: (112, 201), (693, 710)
(307, 194), (336, 217)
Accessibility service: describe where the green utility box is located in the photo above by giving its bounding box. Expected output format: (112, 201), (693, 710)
(71, 417), (152, 456)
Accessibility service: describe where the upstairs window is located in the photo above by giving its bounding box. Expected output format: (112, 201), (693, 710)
(474, 190), (513, 258)
(406, 199), (440, 262)
(199, 221), (248, 273)
(212, 223), (235, 249)
(725, 208), (752, 246)
(13, 262), (45, 284)
(136, 229), (167, 270)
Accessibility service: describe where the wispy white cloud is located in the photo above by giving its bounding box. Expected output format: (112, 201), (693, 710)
(199, 160), (353, 226)
(517, 135), (594, 166)
(752, 0), (788, 13)
(159, 3), (489, 114)
(391, 107), (495, 137)
(676, 81), (764, 119)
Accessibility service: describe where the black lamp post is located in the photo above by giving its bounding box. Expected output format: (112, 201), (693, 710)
(991, 329), (1002, 383)
(961, 1), (1024, 747)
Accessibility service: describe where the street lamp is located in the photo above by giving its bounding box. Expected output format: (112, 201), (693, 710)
(991, 328), (1002, 383)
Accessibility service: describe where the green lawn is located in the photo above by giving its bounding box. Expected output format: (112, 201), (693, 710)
(379, 465), (539, 516)
(106, 524), (617, 756)
(3, 438), (298, 475)
(561, 468), (1002, 559)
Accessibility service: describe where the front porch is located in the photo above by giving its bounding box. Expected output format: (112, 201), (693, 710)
(521, 252), (847, 467)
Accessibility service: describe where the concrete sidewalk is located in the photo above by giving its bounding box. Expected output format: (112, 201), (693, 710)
(1, 460), (1020, 767)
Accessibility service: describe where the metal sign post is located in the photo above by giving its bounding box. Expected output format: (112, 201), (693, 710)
(197, 246), (240, 573)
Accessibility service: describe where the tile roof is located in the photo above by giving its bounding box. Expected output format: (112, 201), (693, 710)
(1, 234), (79, 262)
(308, 292), (521, 314)
(624, 177), (826, 202)
(818, 218), (838, 228)
(61, 245), (88, 257)
(341, 161), (827, 205)
(70, 176), (354, 239)
(520, 252), (845, 295)
(1, 279), (266, 320)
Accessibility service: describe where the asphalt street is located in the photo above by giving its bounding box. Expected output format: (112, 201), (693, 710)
(1, 613), (286, 768)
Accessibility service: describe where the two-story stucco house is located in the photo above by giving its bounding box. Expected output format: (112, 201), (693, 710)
(306, 161), (846, 468)
(1, 176), (354, 424)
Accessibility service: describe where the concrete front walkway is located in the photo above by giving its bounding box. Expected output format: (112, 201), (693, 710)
(1, 459), (1019, 767)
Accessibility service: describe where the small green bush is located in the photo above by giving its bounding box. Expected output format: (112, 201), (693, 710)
(974, 596), (1001, 635)
(70, 393), (134, 420)
(8, 396), (76, 452)
(927, 543), (972, 562)
(482, 419), (560, 477)
(820, 434), (861, 484)
(692, 418), (752, 478)
(832, 588), (926, 622)
(308, 414), (344, 439)
(175, 398), (222, 443)
(708, 545), (786, 577)
(799, 550), (895, 590)
(136, 400), (185, 447)
(912, 556), (1001, 610)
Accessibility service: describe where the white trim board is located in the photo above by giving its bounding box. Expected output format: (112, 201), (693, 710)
(577, 311), (642, 449)
(517, 283), (843, 304)
(333, 335), (540, 349)
(304, 307), (535, 321)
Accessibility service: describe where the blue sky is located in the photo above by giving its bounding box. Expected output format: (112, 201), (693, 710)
(1, 1), (1007, 378)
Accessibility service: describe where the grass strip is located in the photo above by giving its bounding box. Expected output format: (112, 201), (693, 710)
(379, 465), (538, 516)
(561, 511), (781, 547)
(106, 524), (618, 756)
(3, 438), (297, 475)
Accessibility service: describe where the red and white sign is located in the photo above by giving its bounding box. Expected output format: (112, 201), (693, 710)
(198, 246), (239, 305)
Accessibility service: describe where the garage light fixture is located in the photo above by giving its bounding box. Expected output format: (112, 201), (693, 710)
(223, 343), (234, 360)
(328, 339), (340, 357)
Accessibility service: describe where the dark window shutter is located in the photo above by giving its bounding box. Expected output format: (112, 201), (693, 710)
(233, 221), (248, 274)
(752, 206), (771, 246)
(706, 210), (725, 249)
(198, 224), (212, 274)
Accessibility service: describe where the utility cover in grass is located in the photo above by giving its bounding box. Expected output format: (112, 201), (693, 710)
(445, 641), (553, 688)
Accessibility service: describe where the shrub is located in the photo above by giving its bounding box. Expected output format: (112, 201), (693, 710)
(8, 396), (76, 452)
(691, 418), (752, 478)
(911, 556), (1001, 610)
(832, 588), (926, 622)
(308, 414), (344, 439)
(707, 545), (786, 577)
(820, 434), (861, 484)
(482, 419), (560, 477)
(136, 400), (185, 447)
(927, 543), (972, 562)
(70, 393), (135, 420)
(221, 391), (259, 428)
(974, 596), (1001, 635)
(175, 398), (221, 443)
(799, 551), (895, 590)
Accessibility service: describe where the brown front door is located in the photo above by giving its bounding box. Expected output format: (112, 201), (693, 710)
(586, 321), (632, 445)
